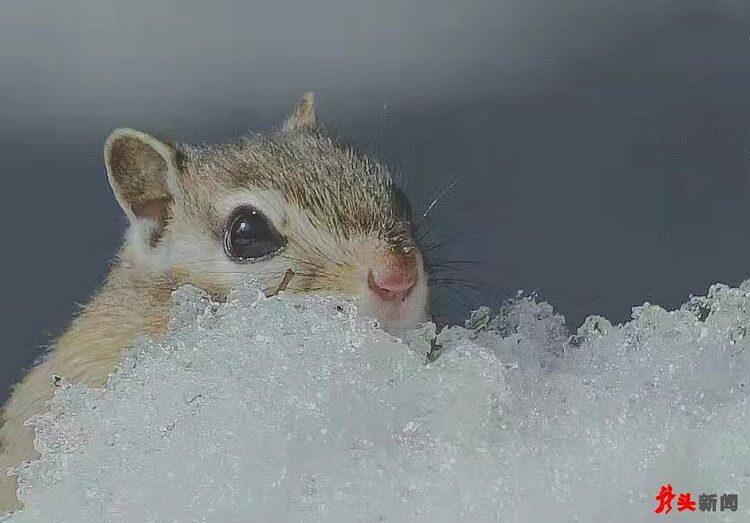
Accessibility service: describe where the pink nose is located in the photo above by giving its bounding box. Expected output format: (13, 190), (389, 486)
(368, 260), (418, 302)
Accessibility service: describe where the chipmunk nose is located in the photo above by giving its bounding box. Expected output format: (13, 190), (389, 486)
(367, 250), (418, 302)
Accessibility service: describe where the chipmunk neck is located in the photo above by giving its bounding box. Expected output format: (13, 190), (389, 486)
(0, 257), (178, 505)
(0, 257), (176, 465)
(46, 256), (177, 387)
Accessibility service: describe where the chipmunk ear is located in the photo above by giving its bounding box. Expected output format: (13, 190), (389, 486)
(104, 128), (182, 245)
(283, 92), (317, 131)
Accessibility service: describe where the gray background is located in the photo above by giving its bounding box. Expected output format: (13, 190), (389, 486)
(1, 0), (749, 400)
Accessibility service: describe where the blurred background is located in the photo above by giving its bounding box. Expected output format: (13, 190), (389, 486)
(1, 0), (749, 400)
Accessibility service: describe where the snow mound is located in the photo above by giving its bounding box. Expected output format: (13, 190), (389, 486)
(5, 282), (749, 522)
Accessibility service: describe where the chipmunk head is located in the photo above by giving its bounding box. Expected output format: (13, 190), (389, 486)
(104, 93), (429, 332)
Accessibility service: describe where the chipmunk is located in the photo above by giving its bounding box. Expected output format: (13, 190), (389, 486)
(0, 93), (430, 514)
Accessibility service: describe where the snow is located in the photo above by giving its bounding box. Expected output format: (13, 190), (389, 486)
(4, 281), (749, 522)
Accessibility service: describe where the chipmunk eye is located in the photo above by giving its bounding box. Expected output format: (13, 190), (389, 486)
(224, 207), (286, 261)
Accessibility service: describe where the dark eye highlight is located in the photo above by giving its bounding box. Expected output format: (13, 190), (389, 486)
(224, 207), (286, 261)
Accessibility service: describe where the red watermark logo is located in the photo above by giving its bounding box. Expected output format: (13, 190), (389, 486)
(655, 485), (738, 514)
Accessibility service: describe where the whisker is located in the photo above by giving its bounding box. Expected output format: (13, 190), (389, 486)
(429, 277), (484, 290)
(426, 258), (485, 265)
(422, 235), (470, 253)
(421, 179), (459, 221)
(415, 213), (449, 243)
(425, 260), (488, 271)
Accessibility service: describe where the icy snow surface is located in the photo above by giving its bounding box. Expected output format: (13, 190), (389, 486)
(5, 282), (749, 522)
